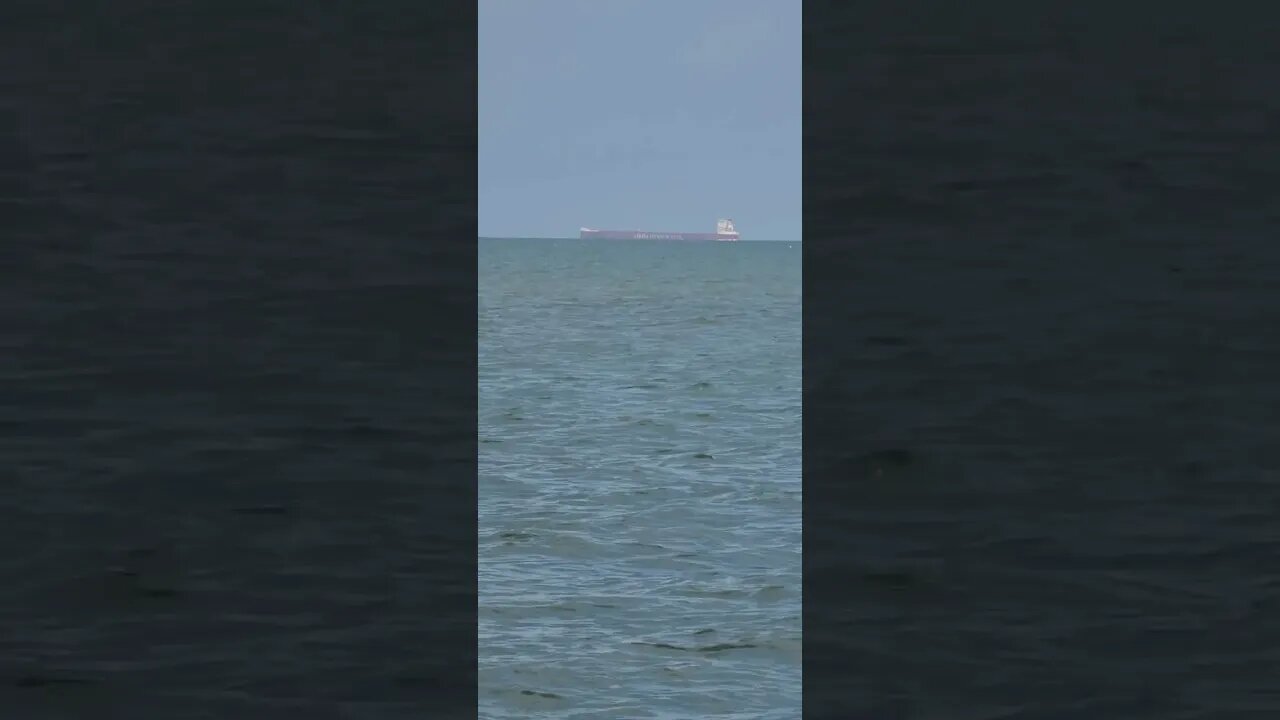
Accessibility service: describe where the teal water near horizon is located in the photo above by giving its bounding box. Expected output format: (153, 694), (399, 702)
(479, 237), (801, 243)
(479, 237), (801, 718)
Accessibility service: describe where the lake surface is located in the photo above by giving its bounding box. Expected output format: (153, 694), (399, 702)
(803, 11), (1280, 715)
(479, 238), (801, 719)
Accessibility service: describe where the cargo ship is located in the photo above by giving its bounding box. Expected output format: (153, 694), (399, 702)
(579, 218), (740, 242)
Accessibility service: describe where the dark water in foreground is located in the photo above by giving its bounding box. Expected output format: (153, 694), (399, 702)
(807, 233), (1280, 716)
(480, 238), (801, 719)
(805, 10), (1280, 716)
(2, 7), (476, 712)
(1, 234), (474, 717)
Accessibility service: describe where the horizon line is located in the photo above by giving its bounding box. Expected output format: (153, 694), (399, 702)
(479, 235), (801, 242)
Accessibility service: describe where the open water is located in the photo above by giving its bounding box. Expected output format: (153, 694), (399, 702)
(479, 238), (802, 719)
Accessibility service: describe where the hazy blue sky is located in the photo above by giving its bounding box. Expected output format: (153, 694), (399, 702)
(479, 0), (800, 240)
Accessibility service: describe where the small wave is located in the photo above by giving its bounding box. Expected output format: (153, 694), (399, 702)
(518, 689), (563, 700)
(632, 641), (759, 653)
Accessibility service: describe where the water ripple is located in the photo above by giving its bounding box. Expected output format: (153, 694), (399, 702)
(480, 239), (800, 719)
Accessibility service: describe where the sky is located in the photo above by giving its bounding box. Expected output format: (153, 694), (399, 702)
(479, 0), (801, 240)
